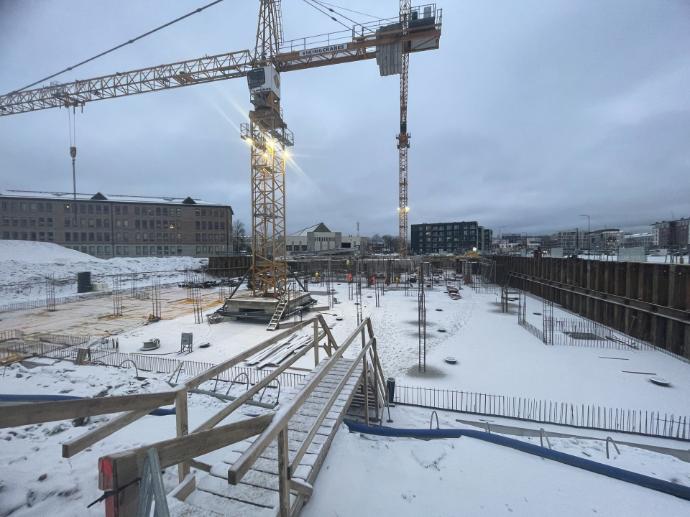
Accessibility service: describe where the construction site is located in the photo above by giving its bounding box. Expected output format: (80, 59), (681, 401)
(1, 1), (690, 516)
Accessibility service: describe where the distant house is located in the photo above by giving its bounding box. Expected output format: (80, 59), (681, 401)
(285, 222), (367, 255)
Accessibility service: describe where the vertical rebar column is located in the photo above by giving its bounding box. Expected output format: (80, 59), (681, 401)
(46, 274), (56, 312)
(418, 264), (427, 372)
(151, 277), (161, 320)
(112, 275), (123, 317)
(326, 257), (333, 309)
(355, 259), (363, 326)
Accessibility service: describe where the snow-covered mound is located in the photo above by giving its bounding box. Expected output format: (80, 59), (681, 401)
(0, 240), (98, 264)
(0, 240), (207, 305)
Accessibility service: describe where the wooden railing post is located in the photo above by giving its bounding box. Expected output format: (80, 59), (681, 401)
(313, 319), (319, 367)
(277, 429), (290, 517)
(175, 390), (190, 482)
(363, 352), (370, 426)
(371, 339), (379, 422)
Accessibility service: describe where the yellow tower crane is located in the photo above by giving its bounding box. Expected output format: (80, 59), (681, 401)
(0, 0), (442, 294)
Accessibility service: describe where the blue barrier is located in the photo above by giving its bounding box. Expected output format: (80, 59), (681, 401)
(0, 393), (176, 416)
(343, 419), (690, 502)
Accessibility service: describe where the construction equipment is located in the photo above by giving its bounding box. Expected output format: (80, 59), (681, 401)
(0, 1), (442, 297)
(398, 0), (412, 255)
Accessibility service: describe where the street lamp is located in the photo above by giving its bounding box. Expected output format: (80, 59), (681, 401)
(579, 214), (591, 256)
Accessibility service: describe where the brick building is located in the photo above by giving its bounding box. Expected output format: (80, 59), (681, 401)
(0, 190), (232, 258)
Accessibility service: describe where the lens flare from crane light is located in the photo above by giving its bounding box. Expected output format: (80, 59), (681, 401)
(243, 137), (254, 147)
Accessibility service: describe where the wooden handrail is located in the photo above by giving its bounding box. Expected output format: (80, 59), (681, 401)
(99, 413), (273, 511)
(227, 318), (371, 485)
(62, 407), (151, 458)
(316, 314), (338, 351)
(0, 389), (179, 428)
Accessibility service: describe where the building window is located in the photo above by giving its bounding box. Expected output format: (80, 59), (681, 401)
(65, 233), (71, 242)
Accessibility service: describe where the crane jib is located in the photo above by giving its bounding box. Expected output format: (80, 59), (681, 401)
(298, 44), (348, 57)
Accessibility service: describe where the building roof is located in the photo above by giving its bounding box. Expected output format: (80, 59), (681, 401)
(0, 189), (231, 210)
(291, 222), (331, 236)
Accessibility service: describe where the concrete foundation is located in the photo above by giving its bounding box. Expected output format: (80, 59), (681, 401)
(218, 291), (315, 322)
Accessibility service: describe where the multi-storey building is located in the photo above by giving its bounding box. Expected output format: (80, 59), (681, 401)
(587, 229), (621, 252)
(653, 218), (690, 250)
(411, 221), (492, 255)
(0, 190), (232, 258)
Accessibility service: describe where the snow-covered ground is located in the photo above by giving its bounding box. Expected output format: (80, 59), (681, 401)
(308, 282), (690, 416)
(2, 256), (689, 516)
(0, 241), (206, 305)
(304, 411), (690, 517)
(0, 360), (279, 517)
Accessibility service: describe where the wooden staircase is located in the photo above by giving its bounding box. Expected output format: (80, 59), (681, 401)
(181, 357), (363, 515)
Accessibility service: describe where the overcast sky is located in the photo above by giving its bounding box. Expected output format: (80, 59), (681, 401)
(1, 0), (688, 236)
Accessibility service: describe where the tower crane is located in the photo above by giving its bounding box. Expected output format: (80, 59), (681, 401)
(0, 0), (442, 294)
(398, 0), (412, 255)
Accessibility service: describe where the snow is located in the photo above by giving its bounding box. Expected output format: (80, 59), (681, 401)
(0, 240), (206, 304)
(310, 282), (690, 416)
(304, 423), (690, 517)
(2, 260), (690, 516)
(0, 360), (276, 517)
(0, 240), (94, 263)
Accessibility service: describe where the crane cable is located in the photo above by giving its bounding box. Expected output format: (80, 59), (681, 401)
(315, 1), (380, 20)
(300, 0), (351, 30)
(309, 0), (360, 26)
(67, 106), (78, 202)
(5, 0), (225, 96)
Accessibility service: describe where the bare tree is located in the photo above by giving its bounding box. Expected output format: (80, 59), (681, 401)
(233, 219), (248, 254)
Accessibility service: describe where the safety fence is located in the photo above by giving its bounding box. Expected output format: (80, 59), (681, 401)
(0, 278), (189, 315)
(0, 329), (24, 342)
(0, 293), (107, 314)
(549, 317), (653, 351)
(0, 338), (307, 389)
(0, 340), (75, 360)
(35, 333), (92, 347)
(393, 384), (690, 442)
(89, 350), (308, 388)
(512, 288), (689, 363)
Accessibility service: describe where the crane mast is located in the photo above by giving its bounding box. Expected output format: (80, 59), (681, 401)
(398, 0), (411, 256)
(243, 0), (292, 297)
